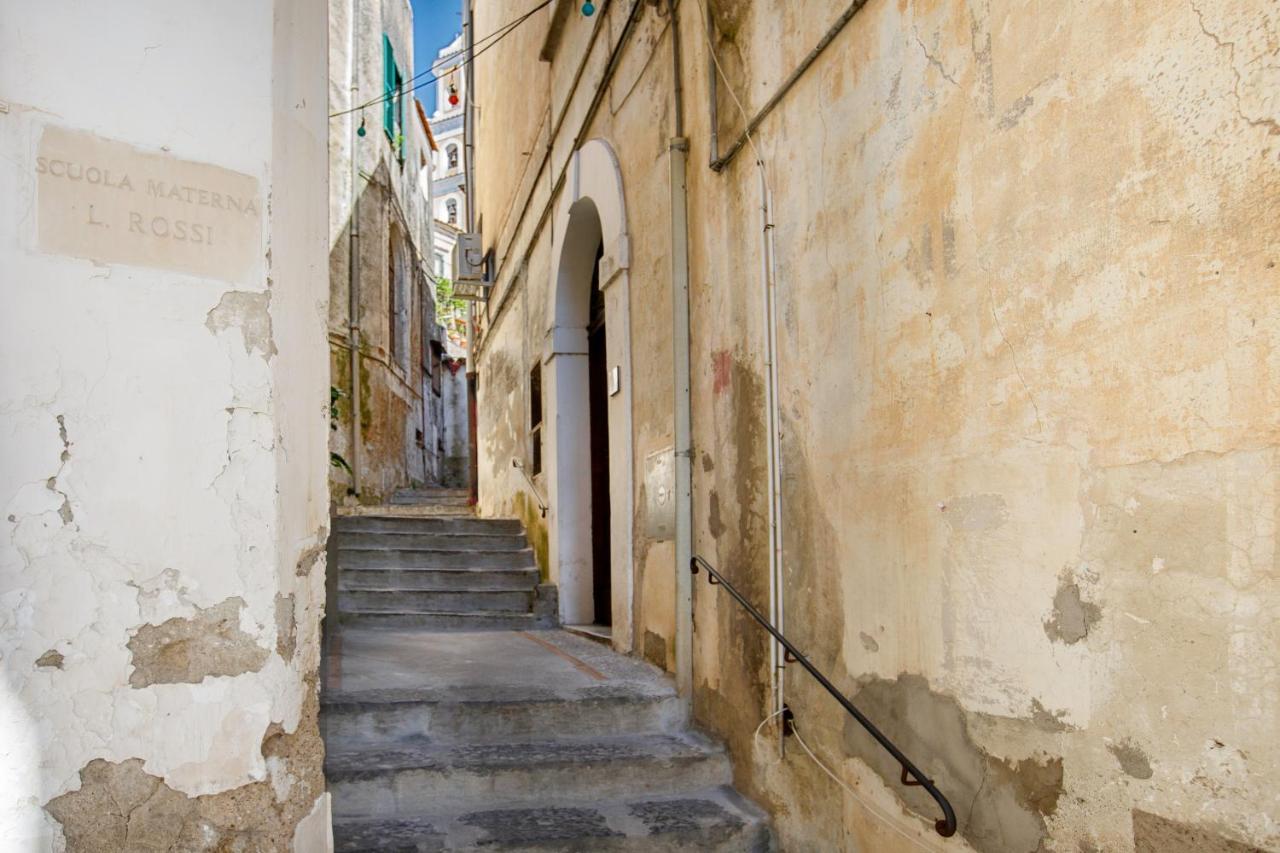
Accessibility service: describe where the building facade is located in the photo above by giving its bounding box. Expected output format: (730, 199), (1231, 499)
(0, 1), (332, 848)
(329, 0), (450, 502)
(429, 33), (469, 236)
(468, 1), (1280, 851)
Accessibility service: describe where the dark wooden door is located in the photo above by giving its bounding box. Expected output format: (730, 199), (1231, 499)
(587, 246), (611, 626)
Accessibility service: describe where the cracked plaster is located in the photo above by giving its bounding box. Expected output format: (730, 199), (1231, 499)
(468, 0), (1280, 849)
(0, 0), (331, 847)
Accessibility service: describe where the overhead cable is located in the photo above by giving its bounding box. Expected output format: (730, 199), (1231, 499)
(329, 0), (553, 119)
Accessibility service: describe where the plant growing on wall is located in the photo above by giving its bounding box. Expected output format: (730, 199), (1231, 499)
(330, 385), (352, 476)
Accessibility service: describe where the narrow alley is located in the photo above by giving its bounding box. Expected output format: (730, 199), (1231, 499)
(1, 0), (1278, 851)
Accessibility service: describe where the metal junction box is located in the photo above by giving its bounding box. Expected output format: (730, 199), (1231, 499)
(643, 447), (675, 541)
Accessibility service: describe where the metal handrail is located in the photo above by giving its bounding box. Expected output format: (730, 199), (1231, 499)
(511, 458), (548, 517)
(690, 554), (958, 838)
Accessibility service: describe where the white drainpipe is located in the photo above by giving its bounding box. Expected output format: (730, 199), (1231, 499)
(670, 2), (694, 702)
(760, 171), (784, 729)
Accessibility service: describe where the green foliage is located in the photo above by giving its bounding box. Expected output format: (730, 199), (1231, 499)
(434, 276), (467, 324)
(329, 385), (352, 475)
(330, 385), (343, 428)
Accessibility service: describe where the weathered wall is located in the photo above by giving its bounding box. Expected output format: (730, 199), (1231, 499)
(0, 0), (332, 849)
(471, 0), (1280, 850)
(329, 0), (439, 504)
(441, 358), (471, 487)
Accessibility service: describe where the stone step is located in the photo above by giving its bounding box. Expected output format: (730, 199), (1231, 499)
(339, 504), (478, 518)
(338, 567), (539, 592)
(338, 589), (534, 614)
(326, 733), (733, 818)
(338, 547), (536, 570)
(338, 611), (544, 631)
(391, 490), (472, 507)
(339, 530), (530, 551)
(330, 787), (772, 852)
(321, 690), (685, 744)
(335, 516), (523, 535)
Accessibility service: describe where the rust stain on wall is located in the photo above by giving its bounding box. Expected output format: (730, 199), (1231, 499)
(711, 349), (732, 395)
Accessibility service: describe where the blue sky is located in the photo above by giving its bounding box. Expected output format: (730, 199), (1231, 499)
(412, 0), (463, 114)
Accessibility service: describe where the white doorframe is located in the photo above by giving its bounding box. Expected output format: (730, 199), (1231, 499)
(543, 139), (635, 651)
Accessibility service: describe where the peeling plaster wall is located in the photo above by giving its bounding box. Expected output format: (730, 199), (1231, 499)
(0, 0), (331, 848)
(470, 0), (1279, 850)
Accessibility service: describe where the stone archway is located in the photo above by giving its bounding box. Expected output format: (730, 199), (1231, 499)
(543, 139), (634, 649)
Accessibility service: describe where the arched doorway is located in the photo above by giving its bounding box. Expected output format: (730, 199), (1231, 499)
(543, 140), (633, 646)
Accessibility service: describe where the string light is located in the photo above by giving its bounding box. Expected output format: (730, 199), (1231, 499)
(447, 84), (459, 107)
(582, 2), (595, 15)
(329, 0), (553, 120)
(356, 115), (367, 137)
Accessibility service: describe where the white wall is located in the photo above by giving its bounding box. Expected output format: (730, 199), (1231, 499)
(0, 0), (330, 847)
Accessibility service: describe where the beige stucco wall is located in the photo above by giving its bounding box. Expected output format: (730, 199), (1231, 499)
(471, 0), (1279, 850)
(0, 1), (332, 848)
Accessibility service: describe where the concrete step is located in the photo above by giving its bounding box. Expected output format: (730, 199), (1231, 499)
(326, 733), (733, 818)
(338, 567), (539, 592)
(335, 516), (523, 536)
(339, 530), (530, 551)
(321, 690), (686, 744)
(338, 547), (536, 570)
(338, 611), (544, 631)
(330, 787), (772, 852)
(338, 589), (534, 614)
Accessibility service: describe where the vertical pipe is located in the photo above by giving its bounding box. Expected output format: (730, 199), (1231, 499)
(347, 0), (363, 497)
(463, 0), (480, 506)
(670, 0), (693, 702)
(463, 0), (476, 235)
(704, 0), (718, 166)
(762, 177), (785, 738)
(758, 166), (780, 735)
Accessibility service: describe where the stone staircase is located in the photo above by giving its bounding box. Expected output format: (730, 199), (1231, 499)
(389, 487), (474, 513)
(333, 490), (553, 631)
(322, 489), (773, 851)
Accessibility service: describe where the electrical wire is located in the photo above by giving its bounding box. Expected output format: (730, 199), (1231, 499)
(329, 0), (553, 119)
(335, 0), (547, 117)
(789, 721), (948, 853)
(330, 3), (534, 118)
(753, 706), (787, 756)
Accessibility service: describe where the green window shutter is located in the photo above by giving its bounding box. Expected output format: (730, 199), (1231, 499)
(394, 65), (404, 135)
(383, 35), (394, 135)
